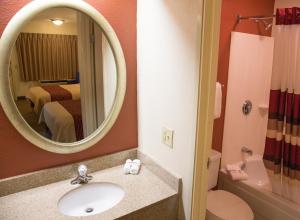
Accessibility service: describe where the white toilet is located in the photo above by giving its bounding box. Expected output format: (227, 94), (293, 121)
(206, 150), (254, 220)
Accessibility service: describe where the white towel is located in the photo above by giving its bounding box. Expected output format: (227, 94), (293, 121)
(214, 82), (222, 119)
(123, 159), (132, 174)
(226, 164), (241, 172)
(130, 159), (141, 175)
(229, 170), (248, 181)
(132, 159), (141, 166)
(130, 164), (140, 175)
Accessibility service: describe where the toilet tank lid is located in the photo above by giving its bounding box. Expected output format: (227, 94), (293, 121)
(210, 149), (221, 161)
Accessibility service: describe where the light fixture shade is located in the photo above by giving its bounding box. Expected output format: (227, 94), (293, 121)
(50, 19), (64, 26)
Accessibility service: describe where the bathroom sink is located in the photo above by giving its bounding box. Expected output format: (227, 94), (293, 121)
(58, 182), (125, 217)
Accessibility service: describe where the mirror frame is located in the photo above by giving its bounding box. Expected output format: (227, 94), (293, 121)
(0, 0), (126, 154)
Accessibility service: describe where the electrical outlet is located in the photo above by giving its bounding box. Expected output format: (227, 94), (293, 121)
(162, 127), (174, 148)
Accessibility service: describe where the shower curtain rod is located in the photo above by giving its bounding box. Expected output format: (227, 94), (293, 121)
(237, 14), (275, 23)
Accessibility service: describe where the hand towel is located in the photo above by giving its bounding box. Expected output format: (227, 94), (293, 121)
(214, 82), (222, 119)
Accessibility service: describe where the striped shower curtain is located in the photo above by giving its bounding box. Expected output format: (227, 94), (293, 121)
(264, 7), (300, 204)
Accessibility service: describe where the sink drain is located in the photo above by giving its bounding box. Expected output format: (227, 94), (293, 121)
(85, 207), (94, 213)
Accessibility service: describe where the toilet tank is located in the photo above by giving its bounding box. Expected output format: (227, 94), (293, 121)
(207, 149), (222, 190)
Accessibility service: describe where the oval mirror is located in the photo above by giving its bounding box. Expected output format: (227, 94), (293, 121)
(0, 0), (126, 154)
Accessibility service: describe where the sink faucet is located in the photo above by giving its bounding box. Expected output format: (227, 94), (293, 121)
(71, 164), (93, 185)
(241, 146), (253, 156)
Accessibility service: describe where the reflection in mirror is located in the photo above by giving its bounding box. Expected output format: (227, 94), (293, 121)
(9, 8), (117, 143)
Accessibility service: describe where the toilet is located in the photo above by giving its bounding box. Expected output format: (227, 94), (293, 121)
(206, 150), (254, 220)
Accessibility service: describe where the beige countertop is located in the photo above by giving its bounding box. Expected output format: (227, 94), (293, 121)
(0, 165), (177, 220)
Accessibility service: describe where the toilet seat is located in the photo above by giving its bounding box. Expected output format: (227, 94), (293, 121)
(206, 190), (254, 220)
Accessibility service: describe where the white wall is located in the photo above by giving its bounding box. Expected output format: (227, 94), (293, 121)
(137, 0), (202, 219)
(221, 32), (274, 167)
(102, 36), (117, 117)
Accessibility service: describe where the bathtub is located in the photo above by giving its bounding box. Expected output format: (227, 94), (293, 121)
(218, 155), (300, 220)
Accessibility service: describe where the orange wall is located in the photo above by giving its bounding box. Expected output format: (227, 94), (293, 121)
(212, 0), (274, 152)
(0, 0), (137, 179)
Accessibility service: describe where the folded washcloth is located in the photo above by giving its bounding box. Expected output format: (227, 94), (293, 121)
(123, 159), (132, 174)
(229, 170), (248, 181)
(133, 159), (141, 166)
(226, 164), (241, 172)
(123, 159), (142, 175)
(130, 159), (141, 175)
(130, 163), (140, 175)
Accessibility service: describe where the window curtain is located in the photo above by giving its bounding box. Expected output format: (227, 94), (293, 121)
(264, 7), (300, 205)
(77, 11), (107, 139)
(16, 33), (78, 81)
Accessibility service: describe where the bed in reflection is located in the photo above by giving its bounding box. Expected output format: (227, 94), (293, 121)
(9, 7), (117, 143)
(39, 100), (83, 143)
(26, 83), (80, 114)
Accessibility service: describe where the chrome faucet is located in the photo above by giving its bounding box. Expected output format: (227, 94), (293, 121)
(71, 164), (93, 185)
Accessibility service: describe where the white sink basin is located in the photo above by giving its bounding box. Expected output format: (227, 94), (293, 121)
(58, 182), (125, 217)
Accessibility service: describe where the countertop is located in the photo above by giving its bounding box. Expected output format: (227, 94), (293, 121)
(0, 165), (177, 220)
